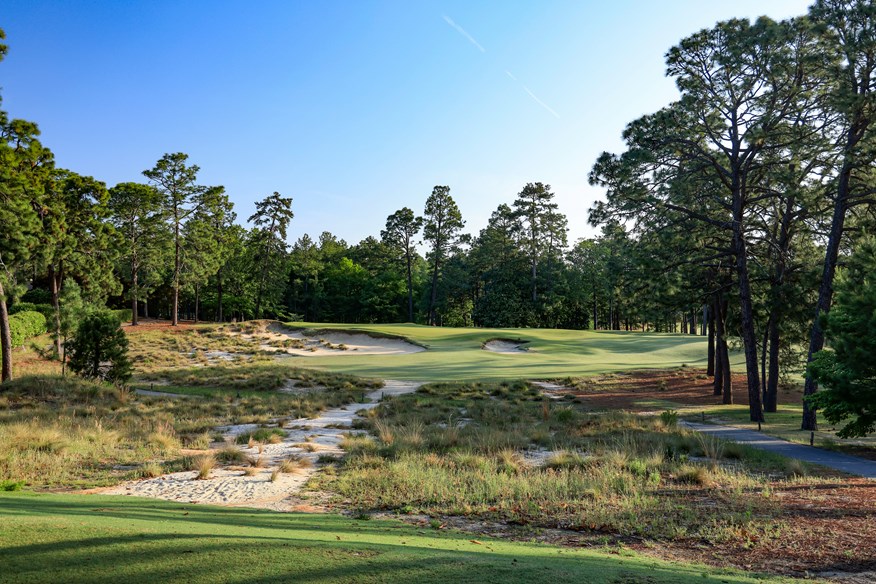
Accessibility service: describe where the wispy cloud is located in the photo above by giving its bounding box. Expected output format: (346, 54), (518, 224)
(522, 85), (561, 119)
(442, 15), (486, 53)
(442, 17), (559, 120)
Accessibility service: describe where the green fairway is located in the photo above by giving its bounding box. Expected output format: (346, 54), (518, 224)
(0, 492), (790, 584)
(285, 322), (741, 381)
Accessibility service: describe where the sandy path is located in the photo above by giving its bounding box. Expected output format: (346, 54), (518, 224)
(529, 381), (566, 400)
(101, 380), (423, 509)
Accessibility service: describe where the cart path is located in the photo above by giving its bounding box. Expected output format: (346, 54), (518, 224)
(681, 420), (876, 479)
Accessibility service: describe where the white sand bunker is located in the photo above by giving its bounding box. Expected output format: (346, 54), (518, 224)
(483, 339), (528, 353)
(100, 381), (423, 510)
(239, 324), (425, 356)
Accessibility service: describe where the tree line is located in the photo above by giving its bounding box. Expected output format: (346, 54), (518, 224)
(588, 0), (876, 430)
(2, 1), (875, 435)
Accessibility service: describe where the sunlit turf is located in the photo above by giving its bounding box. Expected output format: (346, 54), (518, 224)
(284, 322), (744, 382)
(0, 492), (794, 584)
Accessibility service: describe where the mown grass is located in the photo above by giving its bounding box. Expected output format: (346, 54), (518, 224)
(283, 322), (745, 381)
(0, 374), (376, 489)
(0, 492), (796, 584)
(315, 381), (829, 543)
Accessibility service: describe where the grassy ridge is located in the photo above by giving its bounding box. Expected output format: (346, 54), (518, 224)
(0, 492), (792, 584)
(285, 323), (744, 381)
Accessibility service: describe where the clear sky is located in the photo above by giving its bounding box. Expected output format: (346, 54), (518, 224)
(3, 0), (813, 246)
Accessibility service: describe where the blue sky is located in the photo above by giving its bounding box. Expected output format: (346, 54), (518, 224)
(3, 0), (812, 246)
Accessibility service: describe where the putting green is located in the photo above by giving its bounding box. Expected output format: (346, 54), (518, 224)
(285, 323), (741, 382)
(0, 493), (789, 583)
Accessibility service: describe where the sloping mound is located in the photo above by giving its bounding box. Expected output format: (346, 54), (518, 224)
(264, 325), (425, 356)
(483, 339), (528, 353)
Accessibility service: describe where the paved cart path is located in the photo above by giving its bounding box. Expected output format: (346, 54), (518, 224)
(681, 420), (876, 479)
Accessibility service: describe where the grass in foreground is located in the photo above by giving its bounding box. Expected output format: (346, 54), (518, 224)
(0, 492), (794, 584)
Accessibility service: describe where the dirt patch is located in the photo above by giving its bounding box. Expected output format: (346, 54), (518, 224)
(122, 318), (198, 331)
(638, 481), (876, 578)
(389, 480), (876, 579)
(553, 369), (758, 410)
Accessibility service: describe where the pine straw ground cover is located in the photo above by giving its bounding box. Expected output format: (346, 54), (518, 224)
(311, 381), (876, 578)
(554, 368), (876, 459)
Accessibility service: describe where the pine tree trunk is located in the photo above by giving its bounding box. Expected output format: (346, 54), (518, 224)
(713, 299), (724, 396)
(707, 303), (715, 377)
(720, 334), (732, 405)
(173, 222), (180, 326)
(217, 268), (224, 322)
(732, 194), (764, 422)
(702, 305), (707, 335)
(131, 263), (139, 326)
(49, 265), (62, 356)
(802, 181), (848, 430)
(761, 320), (769, 407)
(0, 281), (13, 382)
(406, 247), (414, 322)
(592, 289), (597, 330)
(765, 314), (781, 413)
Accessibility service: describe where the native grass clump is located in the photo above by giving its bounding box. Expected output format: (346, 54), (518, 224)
(323, 381), (824, 543)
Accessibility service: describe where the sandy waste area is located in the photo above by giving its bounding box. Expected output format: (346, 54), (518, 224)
(101, 381), (422, 510)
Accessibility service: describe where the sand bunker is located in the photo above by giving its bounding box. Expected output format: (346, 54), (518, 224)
(237, 324), (425, 357)
(101, 381), (422, 510)
(483, 339), (528, 353)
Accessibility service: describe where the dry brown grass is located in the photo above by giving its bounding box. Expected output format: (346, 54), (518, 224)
(191, 454), (216, 480)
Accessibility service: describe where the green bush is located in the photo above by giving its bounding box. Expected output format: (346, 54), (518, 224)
(67, 309), (132, 385)
(9, 302), (54, 322)
(9, 311), (47, 347)
(112, 309), (133, 323)
(21, 288), (52, 304)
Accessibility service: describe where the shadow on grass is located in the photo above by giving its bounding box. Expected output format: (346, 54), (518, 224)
(0, 493), (774, 584)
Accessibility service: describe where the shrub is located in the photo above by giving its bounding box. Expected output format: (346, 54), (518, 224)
(659, 409), (679, 428)
(21, 288), (51, 304)
(9, 311), (47, 347)
(235, 427), (286, 445)
(112, 309), (133, 323)
(8, 302), (53, 322)
(0, 480), (25, 492)
(66, 309), (132, 385)
(216, 444), (246, 464)
(191, 454), (216, 480)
